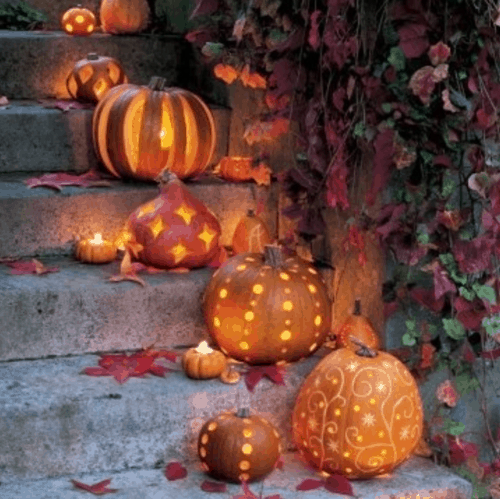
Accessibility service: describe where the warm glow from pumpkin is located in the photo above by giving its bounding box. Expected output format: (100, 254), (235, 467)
(90, 233), (104, 245)
(75, 15), (84, 22)
(195, 341), (213, 354)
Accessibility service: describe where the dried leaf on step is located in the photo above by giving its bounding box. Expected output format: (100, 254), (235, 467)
(71, 478), (118, 495)
(38, 99), (94, 112)
(164, 461), (187, 481)
(413, 436), (433, 458)
(466, 455), (485, 480)
(324, 475), (354, 496)
(232, 481), (282, 499)
(201, 480), (228, 493)
(109, 251), (146, 287)
(296, 478), (325, 491)
(0, 96), (9, 107)
(250, 162), (272, 186)
(4, 258), (59, 275)
(25, 170), (112, 191)
(244, 365), (286, 392)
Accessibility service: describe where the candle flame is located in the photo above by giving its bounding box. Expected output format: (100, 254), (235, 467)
(196, 341), (213, 354)
(90, 233), (103, 244)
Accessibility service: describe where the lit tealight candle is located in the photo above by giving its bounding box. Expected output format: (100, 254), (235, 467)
(75, 233), (117, 264)
(182, 341), (227, 379)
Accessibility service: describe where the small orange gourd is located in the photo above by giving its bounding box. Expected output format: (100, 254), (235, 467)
(127, 171), (221, 269)
(66, 53), (128, 102)
(182, 343), (227, 380)
(100, 0), (150, 34)
(75, 234), (117, 264)
(92, 76), (216, 181)
(61, 5), (96, 36)
(292, 343), (423, 479)
(203, 244), (331, 365)
(198, 408), (281, 482)
(335, 299), (381, 350)
(232, 210), (272, 254)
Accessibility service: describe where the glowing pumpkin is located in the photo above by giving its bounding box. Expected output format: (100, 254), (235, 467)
(127, 171), (221, 269)
(292, 344), (423, 479)
(66, 53), (128, 103)
(100, 0), (150, 34)
(232, 209), (272, 254)
(198, 408), (281, 482)
(92, 76), (216, 181)
(203, 244), (331, 365)
(182, 341), (227, 380)
(335, 299), (381, 350)
(61, 5), (96, 36)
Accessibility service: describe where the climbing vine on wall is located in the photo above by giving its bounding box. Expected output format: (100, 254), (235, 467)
(188, 0), (500, 492)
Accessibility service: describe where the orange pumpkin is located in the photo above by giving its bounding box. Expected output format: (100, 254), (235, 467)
(61, 5), (96, 35)
(232, 209), (272, 254)
(66, 53), (128, 102)
(75, 234), (117, 263)
(127, 171), (221, 269)
(92, 76), (216, 181)
(198, 408), (281, 482)
(203, 244), (331, 365)
(335, 299), (381, 350)
(292, 345), (423, 479)
(182, 342), (227, 380)
(100, 0), (150, 34)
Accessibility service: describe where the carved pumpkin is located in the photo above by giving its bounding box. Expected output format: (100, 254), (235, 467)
(232, 209), (272, 254)
(335, 299), (381, 350)
(66, 53), (128, 103)
(75, 233), (117, 263)
(127, 171), (221, 269)
(203, 244), (331, 365)
(61, 6), (96, 35)
(92, 76), (216, 181)
(182, 341), (227, 380)
(198, 408), (281, 482)
(292, 344), (423, 479)
(100, 0), (150, 34)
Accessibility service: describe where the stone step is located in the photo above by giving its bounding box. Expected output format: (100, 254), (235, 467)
(0, 454), (473, 499)
(0, 175), (277, 259)
(0, 352), (320, 481)
(0, 30), (191, 100)
(0, 101), (230, 174)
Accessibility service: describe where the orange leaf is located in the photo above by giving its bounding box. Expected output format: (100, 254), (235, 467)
(240, 64), (267, 89)
(250, 163), (272, 186)
(213, 63), (239, 84)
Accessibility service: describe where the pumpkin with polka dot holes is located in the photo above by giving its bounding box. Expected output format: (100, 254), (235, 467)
(61, 6), (96, 35)
(292, 343), (423, 479)
(198, 408), (281, 482)
(203, 244), (331, 365)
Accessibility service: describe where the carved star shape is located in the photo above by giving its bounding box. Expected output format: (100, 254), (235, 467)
(197, 224), (217, 250)
(174, 203), (196, 225)
(169, 242), (190, 264)
(137, 202), (156, 219)
(148, 215), (167, 239)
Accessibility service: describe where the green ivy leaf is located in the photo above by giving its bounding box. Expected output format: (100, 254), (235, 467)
(459, 286), (476, 301)
(419, 150), (434, 165)
(402, 333), (417, 346)
(353, 122), (366, 138)
(443, 318), (466, 340)
(381, 103), (392, 114)
(442, 418), (465, 436)
(201, 42), (225, 58)
(472, 283), (496, 304)
(442, 172), (458, 198)
(455, 372), (480, 395)
(388, 47), (406, 71)
(439, 253), (467, 285)
(482, 314), (500, 336)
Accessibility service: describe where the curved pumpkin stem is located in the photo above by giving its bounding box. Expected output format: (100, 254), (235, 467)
(149, 76), (167, 91)
(353, 299), (362, 316)
(263, 244), (285, 268)
(350, 336), (377, 358)
(87, 52), (99, 60)
(156, 169), (179, 187)
(236, 408), (250, 418)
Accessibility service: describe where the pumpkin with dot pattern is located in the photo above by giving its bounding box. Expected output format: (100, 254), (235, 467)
(202, 244), (331, 365)
(198, 408), (281, 482)
(292, 344), (423, 479)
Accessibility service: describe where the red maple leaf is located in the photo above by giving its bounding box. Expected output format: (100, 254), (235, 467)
(398, 23), (429, 58)
(244, 365), (286, 392)
(366, 129), (395, 206)
(25, 170), (112, 191)
(232, 481), (282, 499)
(296, 475), (354, 495)
(201, 480), (228, 493)
(71, 478), (118, 495)
(4, 258), (59, 275)
(164, 461), (187, 481)
(189, 0), (218, 19)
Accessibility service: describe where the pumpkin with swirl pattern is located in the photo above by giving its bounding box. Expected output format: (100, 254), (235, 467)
(291, 343), (423, 479)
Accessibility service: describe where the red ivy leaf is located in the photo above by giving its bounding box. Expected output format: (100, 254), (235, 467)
(398, 23), (429, 58)
(433, 265), (457, 300)
(244, 365), (286, 392)
(428, 41), (451, 66)
(452, 236), (494, 274)
(420, 342), (436, 370)
(326, 161), (349, 210)
(201, 480), (228, 493)
(308, 10), (322, 50)
(324, 474), (354, 496)
(165, 461), (187, 481)
(462, 340), (477, 364)
(409, 287), (445, 313)
(366, 129), (395, 206)
(71, 478), (118, 495)
(480, 348), (500, 360)
(190, 0), (218, 19)
(296, 478), (325, 491)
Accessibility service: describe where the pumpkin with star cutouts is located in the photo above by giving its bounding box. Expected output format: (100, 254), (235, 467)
(126, 171), (221, 269)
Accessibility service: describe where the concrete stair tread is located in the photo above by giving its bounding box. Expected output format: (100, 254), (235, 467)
(0, 454), (473, 499)
(0, 351), (322, 480)
(0, 173), (277, 259)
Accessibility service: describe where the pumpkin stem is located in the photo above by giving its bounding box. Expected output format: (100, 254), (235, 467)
(247, 209), (255, 217)
(353, 299), (362, 316)
(263, 244), (285, 268)
(87, 53), (99, 60)
(236, 408), (250, 418)
(149, 76), (167, 91)
(156, 169), (179, 187)
(350, 336), (377, 358)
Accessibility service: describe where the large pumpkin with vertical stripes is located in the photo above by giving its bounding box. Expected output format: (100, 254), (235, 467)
(92, 76), (216, 181)
(126, 171), (221, 268)
(203, 244), (331, 365)
(198, 408), (281, 482)
(292, 345), (423, 479)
